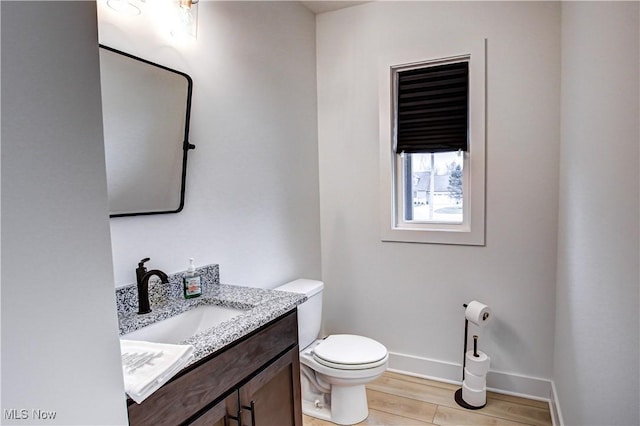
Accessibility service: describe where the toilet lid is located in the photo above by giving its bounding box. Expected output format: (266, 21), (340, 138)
(312, 334), (388, 370)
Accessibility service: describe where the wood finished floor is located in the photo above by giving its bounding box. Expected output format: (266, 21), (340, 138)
(302, 371), (552, 426)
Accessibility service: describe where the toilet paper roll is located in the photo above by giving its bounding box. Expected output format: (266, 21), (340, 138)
(465, 301), (491, 326)
(464, 368), (486, 391)
(465, 350), (490, 376)
(462, 382), (486, 407)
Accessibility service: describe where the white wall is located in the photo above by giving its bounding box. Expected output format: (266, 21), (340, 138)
(98, 1), (321, 289)
(555, 2), (640, 425)
(316, 1), (561, 390)
(1, 2), (127, 424)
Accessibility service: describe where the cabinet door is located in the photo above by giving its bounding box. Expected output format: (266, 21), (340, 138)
(238, 346), (302, 426)
(188, 392), (238, 426)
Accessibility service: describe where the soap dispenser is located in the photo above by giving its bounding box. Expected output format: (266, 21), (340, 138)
(183, 258), (202, 299)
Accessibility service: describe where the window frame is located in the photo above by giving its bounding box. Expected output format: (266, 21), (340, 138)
(379, 39), (486, 246)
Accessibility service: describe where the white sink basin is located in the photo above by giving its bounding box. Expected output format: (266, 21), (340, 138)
(123, 304), (246, 344)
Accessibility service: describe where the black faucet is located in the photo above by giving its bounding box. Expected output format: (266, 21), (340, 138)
(135, 257), (169, 315)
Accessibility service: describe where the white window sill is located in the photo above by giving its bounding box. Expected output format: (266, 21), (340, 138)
(381, 224), (485, 246)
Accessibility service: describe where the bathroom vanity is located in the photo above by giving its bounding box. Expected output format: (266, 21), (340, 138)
(127, 309), (302, 425)
(116, 265), (306, 426)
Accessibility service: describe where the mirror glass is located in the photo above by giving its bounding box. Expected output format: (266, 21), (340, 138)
(99, 45), (193, 217)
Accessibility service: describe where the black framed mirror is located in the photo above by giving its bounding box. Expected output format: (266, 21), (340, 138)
(99, 45), (194, 218)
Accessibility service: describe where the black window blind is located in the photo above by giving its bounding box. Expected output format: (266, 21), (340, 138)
(395, 61), (468, 154)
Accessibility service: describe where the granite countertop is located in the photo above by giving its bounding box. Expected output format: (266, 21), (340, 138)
(117, 264), (305, 365)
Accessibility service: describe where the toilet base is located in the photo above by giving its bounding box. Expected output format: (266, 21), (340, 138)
(301, 383), (369, 425)
(302, 398), (332, 422)
(330, 384), (368, 425)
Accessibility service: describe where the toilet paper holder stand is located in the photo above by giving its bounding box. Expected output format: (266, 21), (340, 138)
(454, 302), (488, 410)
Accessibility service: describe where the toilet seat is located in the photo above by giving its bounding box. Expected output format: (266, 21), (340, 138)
(312, 334), (388, 370)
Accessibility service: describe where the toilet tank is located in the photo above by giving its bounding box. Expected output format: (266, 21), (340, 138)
(275, 279), (323, 350)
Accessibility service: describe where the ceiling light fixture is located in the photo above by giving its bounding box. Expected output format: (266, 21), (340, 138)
(179, 0), (198, 9)
(171, 0), (198, 39)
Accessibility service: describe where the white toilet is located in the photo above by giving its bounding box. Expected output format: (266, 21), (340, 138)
(275, 279), (388, 425)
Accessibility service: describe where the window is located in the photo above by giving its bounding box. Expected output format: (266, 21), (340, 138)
(379, 41), (486, 245)
(399, 151), (465, 225)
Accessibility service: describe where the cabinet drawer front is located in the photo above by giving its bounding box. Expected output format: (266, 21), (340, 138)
(128, 310), (298, 426)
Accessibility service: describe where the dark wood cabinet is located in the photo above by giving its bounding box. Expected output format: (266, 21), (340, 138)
(127, 309), (302, 426)
(187, 393), (235, 426)
(237, 346), (302, 426)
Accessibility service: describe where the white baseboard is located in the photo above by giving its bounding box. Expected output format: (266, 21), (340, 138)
(388, 351), (563, 425)
(549, 380), (564, 426)
(387, 351), (463, 385)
